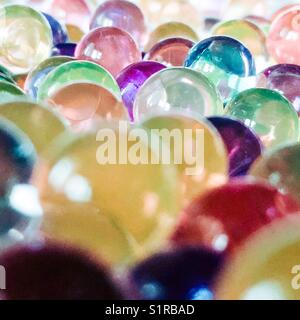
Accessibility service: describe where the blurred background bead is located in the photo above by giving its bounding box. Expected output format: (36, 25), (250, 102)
(225, 88), (299, 149)
(185, 36), (256, 102)
(0, 242), (124, 300)
(51, 43), (76, 57)
(250, 143), (300, 203)
(75, 27), (141, 77)
(134, 67), (223, 121)
(208, 117), (263, 177)
(144, 38), (194, 67)
(256, 64), (300, 115)
(117, 61), (166, 121)
(90, 0), (146, 48)
(146, 22), (199, 52)
(172, 179), (300, 253)
(0, 5), (53, 74)
(129, 246), (224, 300)
(66, 24), (84, 43)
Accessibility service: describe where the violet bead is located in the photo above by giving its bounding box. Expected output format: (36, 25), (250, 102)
(43, 13), (68, 46)
(257, 64), (300, 114)
(116, 61), (166, 121)
(52, 43), (76, 57)
(128, 246), (224, 300)
(208, 116), (263, 177)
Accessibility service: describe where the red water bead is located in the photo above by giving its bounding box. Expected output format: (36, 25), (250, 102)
(75, 26), (141, 76)
(171, 179), (300, 253)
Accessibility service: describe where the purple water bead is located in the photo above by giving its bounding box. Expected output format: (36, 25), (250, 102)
(208, 116), (263, 177)
(257, 64), (300, 114)
(128, 246), (224, 300)
(52, 43), (77, 57)
(116, 61), (166, 121)
(43, 13), (68, 46)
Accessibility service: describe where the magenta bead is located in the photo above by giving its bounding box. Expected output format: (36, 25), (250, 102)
(75, 26), (141, 77)
(208, 117), (263, 177)
(116, 61), (166, 121)
(144, 37), (195, 67)
(257, 64), (300, 114)
(90, 0), (146, 47)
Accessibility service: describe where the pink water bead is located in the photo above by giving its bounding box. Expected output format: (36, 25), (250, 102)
(267, 6), (300, 64)
(75, 27), (141, 76)
(90, 0), (147, 47)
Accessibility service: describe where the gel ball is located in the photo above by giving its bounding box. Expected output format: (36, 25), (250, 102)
(0, 5), (53, 74)
(184, 36), (256, 101)
(49, 0), (91, 32)
(216, 216), (300, 300)
(25, 56), (73, 99)
(33, 125), (180, 266)
(12, 73), (27, 90)
(144, 38), (195, 67)
(140, 112), (228, 205)
(134, 67), (223, 121)
(250, 143), (300, 203)
(90, 0), (146, 47)
(145, 22), (199, 52)
(66, 24), (84, 43)
(129, 246), (224, 300)
(267, 6), (300, 64)
(43, 12), (68, 46)
(0, 101), (66, 154)
(75, 26), (141, 77)
(0, 82), (25, 102)
(37, 60), (120, 102)
(212, 19), (268, 71)
(116, 61), (166, 121)
(51, 43), (76, 57)
(256, 64), (300, 115)
(172, 179), (300, 253)
(0, 243), (124, 300)
(225, 88), (299, 149)
(245, 15), (270, 35)
(208, 117), (262, 177)
(48, 82), (128, 130)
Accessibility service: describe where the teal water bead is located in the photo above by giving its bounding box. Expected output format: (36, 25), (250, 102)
(133, 67), (223, 121)
(184, 36), (256, 102)
(0, 82), (25, 102)
(37, 60), (121, 102)
(226, 88), (299, 149)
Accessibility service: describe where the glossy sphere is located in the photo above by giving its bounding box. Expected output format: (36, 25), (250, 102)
(225, 88), (299, 149)
(134, 68), (223, 121)
(52, 43), (76, 57)
(0, 243), (124, 300)
(75, 27), (141, 77)
(208, 117), (262, 177)
(139, 0), (203, 32)
(146, 22), (199, 52)
(140, 113), (228, 205)
(66, 24), (84, 43)
(212, 19), (268, 71)
(116, 61), (166, 121)
(43, 13), (68, 46)
(25, 56), (73, 99)
(0, 5), (53, 74)
(256, 64), (300, 115)
(0, 119), (41, 249)
(129, 247), (224, 300)
(90, 0), (146, 47)
(48, 83), (128, 130)
(267, 7), (300, 64)
(0, 101), (66, 154)
(0, 82), (25, 102)
(216, 216), (300, 300)
(250, 143), (300, 203)
(172, 179), (300, 253)
(144, 38), (194, 67)
(245, 15), (270, 35)
(33, 126), (180, 266)
(49, 0), (91, 32)
(185, 36), (256, 101)
(37, 60), (120, 102)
